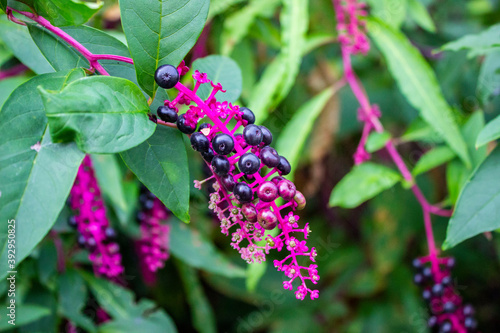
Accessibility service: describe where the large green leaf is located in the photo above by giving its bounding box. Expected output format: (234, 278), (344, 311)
(176, 260), (217, 333)
(208, 0), (245, 20)
(329, 162), (402, 208)
(444, 147), (500, 249)
(477, 49), (500, 105)
(412, 146), (456, 176)
(40, 76), (155, 153)
(24, 0), (102, 26)
(81, 272), (177, 333)
(407, 0), (435, 32)
(366, 0), (406, 29)
(192, 55), (242, 103)
(120, 126), (190, 222)
(0, 76), (30, 108)
(120, 0), (210, 97)
(0, 70), (86, 279)
(0, 17), (54, 74)
(367, 18), (471, 168)
(0, 305), (51, 330)
(276, 87), (334, 176)
(477, 113), (500, 147)
(169, 220), (246, 277)
(440, 24), (500, 57)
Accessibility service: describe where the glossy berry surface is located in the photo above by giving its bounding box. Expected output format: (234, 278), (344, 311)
(277, 180), (296, 201)
(294, 191), (306, 210)
(202, 148), (215, 163)
(239, 107), (255, 125)
(212, 134), (234, 155)
(154, 64), (179, 89)
(257, 181), (278, 202)
(277, 156), (291, 175)
(243, 124), (263, 146)
(220, 174), (236, 192)
(190, 132), (209, 152)
(260, 126), (273, 145)
(260, 146), (280, 168)
(257, 208), (278, 230)
(177, 114), (196, 134)
(241, 203), (258, 222)
(211, 155), (230, 176)
(233, 182), (253, 203)
(157, 105), (178, 123)
(238, 153), (260, 175)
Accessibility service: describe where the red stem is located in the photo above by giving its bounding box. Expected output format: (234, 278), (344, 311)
(0, 63), (28, 80)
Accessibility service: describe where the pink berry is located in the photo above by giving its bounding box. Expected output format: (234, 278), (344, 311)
(257, 208), (278, 230)
(277, 180), (296, 201)
(241, 203), (258, 222)
(294, 191), (306, 210)
(257, 181), (278, 202)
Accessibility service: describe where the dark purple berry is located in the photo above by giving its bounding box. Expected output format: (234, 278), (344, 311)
(277, 180), (296, 201)
(144, 199), (154, 210)
(257, 181), (278, 202)
(243, 124), (263, 146)
(257, 208), (278, 230)
(77, 235), (86, 247)
(260, 146), (280, 168)
(211, 155), (230, 176)
(277, 156), (291, 175)
(464, 317), (477, 329)
(422, 289), (432, 301)
(198, 123), (211, 132)
(422, 267), (432, 278)
(241, 203), (258, 222)
(190, 132), (209, 152)
(463, 304), (475, 316)
(238, 153), (260, 175)
(412, 258), (422, 269)
(431, 283), (444, 296)
(413, 273), (424, 285)
(440, 322), (452, 333)
(446, 257), (455, 269)
(428, 316), (437, 327)
(233, 183), (253, 203)
(220, 174), (236, 192)
(87, 237), (97, 249)
(441, 275), (452, 286)
(443, 302), (455, 313)
(202, 148), (215, 163)
(157, 105), (178, 123)
(271, 175), (285, 185)
(105, 227), (116, 239)
(68, 216), (77, 228)
(239, 107), (255, 125)
(260, 126), (272, 145)
(154, 64), (179, 89)
(212, 134), (234, 155)
(177, 114), (196, 134)
(294, 191), (306, 210)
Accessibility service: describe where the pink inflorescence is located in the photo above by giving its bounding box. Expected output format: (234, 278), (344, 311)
(334, 0), (370, 55)
(137, 189), (171, 272)
(157, 61), (319, 300)
(68, 155), (124, 279)
(412, 256), (478, 332)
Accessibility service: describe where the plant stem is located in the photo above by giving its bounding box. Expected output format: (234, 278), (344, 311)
(0, 63), (28, 80)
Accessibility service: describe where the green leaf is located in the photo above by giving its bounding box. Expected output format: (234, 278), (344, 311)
(176, 260), (217, 333)
(446, 160), (469, 205)
(276, 0), (308, 102)
(407, 0), (436, 33)
(120, 0), (210, 97)
(276, 87), (334, 176)
(0, 17), (54, 74)
(400, 117), (443, 144)
(329, 162), (402, 208)
(27, 0), (102, 26)
(440, 24), (500, 57)
(192, 55), (242, 103)
(221, 0), (280, 56)
(477, 113), (500, 148)
(366, 131), (391, 153)
(0, 70), (86, 279)
(81, 271), (177, 333)
(246, 261), (267, 292)
(120, 127), (190, 222)
(367, 18), (471, 168)
(40, 76), (155, 153)
(477, 49), (500, 105)
(0, 76), (30, 108)
(412, 146), (456, 176)
(208, 0), (245, 20)
(444, 147), (500, 249)
(169, 220), (246, 278)
(0, 304), (51, 330)
(366, 0), (407, 29)
(462, 111), (486, 167)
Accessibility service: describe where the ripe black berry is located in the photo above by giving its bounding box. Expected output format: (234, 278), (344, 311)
(443, 301), (455, 313)
(87, 237), (97, 249)
(198, 123), (211, 133)
(277, 180), (296, 201)
(105, 227), (116, 239)
(413, 273), (424, 285)
(260, 126), (272, 145)
(412, 258), (422, 269)
(243, 124), (263, 146)
(190, 132), (209, 152)
(257, 181), (278, 202)
(241, 203), (258, 222)
(238, 153), (260, 175)
(440, 322), (452, 333)
(257, 208), (278, 230)
(177, 114), (196, 134)
(422, 267), (432, 278)
(260, 146), (280, 168)
(211, 155), (230, 176)
(464, 317), (477, 329)
(277, 156), (291, 175)
(441, 275), (452, 286)
(239, 107), (255, 125)
(77, 234), (86, 247)
(157, 105), (178, 123)
(154, 64), (179, 89)
(428, 316), (437, 327)
(463, 304), (475, 316)
(422, 289), (432, 301)
(446, 257), (455, 269)
(220, 174), (236, 192)
(68, 216), (77, 228)
(271, 175), (285, 185)
(431, 283), (444, 296)
(212, 134), (234, 155)
(233, 182), (253, 203)
(202, 148), (215, 163)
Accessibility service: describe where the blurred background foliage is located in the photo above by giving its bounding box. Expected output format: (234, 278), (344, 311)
(1, 0), (500, 332)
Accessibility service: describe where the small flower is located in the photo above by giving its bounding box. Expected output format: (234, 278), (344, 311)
(310, 290), (319, 300)
(193, 70), (209, 83)
(194, 180), (202, 190)
(283, 281), (293, 291)
(286, 237), (298, 251)
(177, 60), (190, 75)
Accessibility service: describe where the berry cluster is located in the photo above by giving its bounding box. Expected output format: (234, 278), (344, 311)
(68, 156), (123, 279)
(137, 189), (171, 273)
(335, 0), (369, 55)
(153, 62), (319, 300)
(412, 256), (478, 332)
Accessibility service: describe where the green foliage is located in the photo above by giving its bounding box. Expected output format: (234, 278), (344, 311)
(21, 0), (101, 26)
(120, 0), (210, 97)
(40, 76), (155, 153)
(476, 113), (500, 147)
(441, 24), (500, 57)
(412, 146), (456, 176)
(366, 131), (391, 153)
(329, 163), (401, 208)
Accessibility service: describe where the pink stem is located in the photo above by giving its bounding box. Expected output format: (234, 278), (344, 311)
(50, 231), (66, 273)
(0, 63), (28, 80)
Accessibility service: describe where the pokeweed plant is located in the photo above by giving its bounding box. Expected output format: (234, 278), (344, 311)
(0, 0), (499, 331)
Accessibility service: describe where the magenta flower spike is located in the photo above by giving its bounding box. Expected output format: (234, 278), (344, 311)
(412, 256), (478, 332)
(154, 61), (320, 300)
(69, 155), (124, 279)
(137, 190), (171, 273)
